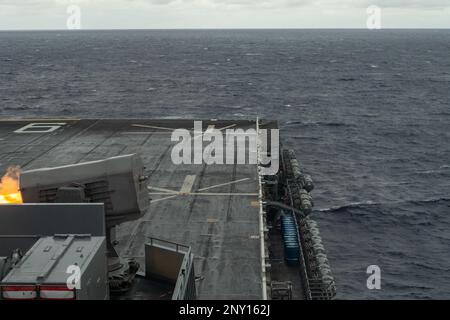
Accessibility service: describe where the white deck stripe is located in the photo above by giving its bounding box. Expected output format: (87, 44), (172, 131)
(131, 124), (181, 131)
(190, 192), (257, 196)
(198, 178), (250, 192)
(121, 132), (171, 135)
(147, 186), (179, 194)
(149, 192), (258, 196)
(218, 124), (237, 131)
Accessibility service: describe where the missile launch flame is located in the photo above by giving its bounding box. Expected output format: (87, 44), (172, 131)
(0, 166), (23, 204)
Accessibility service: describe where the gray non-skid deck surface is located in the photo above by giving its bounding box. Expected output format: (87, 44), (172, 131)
(0, 119), (264, 300)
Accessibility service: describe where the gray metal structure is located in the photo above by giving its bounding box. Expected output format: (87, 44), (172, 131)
(0, 203), (105, 256)
(116, 238), (197, 300)
(17, 154), (151, 289)
(0, 203), (105, 236)
(0, 234), (108, 300)
(145, 238), (196, 300)
(20, 154), (150, 228)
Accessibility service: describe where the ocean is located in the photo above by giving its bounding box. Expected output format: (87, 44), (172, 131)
(0, 29), (449, 299)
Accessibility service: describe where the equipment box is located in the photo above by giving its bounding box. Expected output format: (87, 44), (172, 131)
(0, 234), (108, 300)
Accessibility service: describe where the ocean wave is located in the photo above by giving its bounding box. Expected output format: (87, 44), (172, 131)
(3, 105), (41, 111)
(286, 120), (353, 128)
(416, 164), (450, 174)
(417, 169), (450, 175)
(403, 261), (450, 273)
(316, 197), (450, 214)
(316, 201), (378, 213)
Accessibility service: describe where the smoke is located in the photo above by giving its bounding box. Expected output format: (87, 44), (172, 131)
(0, 166), (22, 194)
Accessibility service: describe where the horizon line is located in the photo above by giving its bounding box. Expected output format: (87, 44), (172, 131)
(1, 27), (450, 32)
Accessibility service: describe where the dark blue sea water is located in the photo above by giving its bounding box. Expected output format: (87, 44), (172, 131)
(1, 30), (449, 299)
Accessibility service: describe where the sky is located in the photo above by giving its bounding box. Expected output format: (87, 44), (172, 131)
(0, 0), (449, 30)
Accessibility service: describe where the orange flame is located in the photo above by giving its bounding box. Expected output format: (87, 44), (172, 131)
(0, 166), (23, 204)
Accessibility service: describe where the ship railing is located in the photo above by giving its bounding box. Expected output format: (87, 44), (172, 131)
(308, 279), (337, 300)
(146, 237), (196, 300)
(172, 250), (196, 300)
(147, 237), (191, 254)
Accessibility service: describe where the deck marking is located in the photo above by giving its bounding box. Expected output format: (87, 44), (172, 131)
(193, 124), (237, 140)
(130, 123), (236, 140)
(122, 131), (171, 135)
(148, 175), (256, 203)
(218, 124), (237, 131)
(180, 175), (196, 195)
(192, 192), (258, 196)
(131, 124), (180, 131)
(0, 118), (79, 122)
(147, 186), (179, 194)
(198, 178), (250, 192)
(14, 122), (66, 134)
(151, 195), (178, 203)
(192, 125), (214, 141)
(149, 192), (258, 196)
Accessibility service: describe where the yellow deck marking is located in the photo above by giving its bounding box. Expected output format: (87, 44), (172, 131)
(251, 201), (260, 207)
(180, 175), (196, 195)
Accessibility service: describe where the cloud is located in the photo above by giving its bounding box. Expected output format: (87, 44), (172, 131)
(1, 0), (450, 9)
(1, 0), (449, 29)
